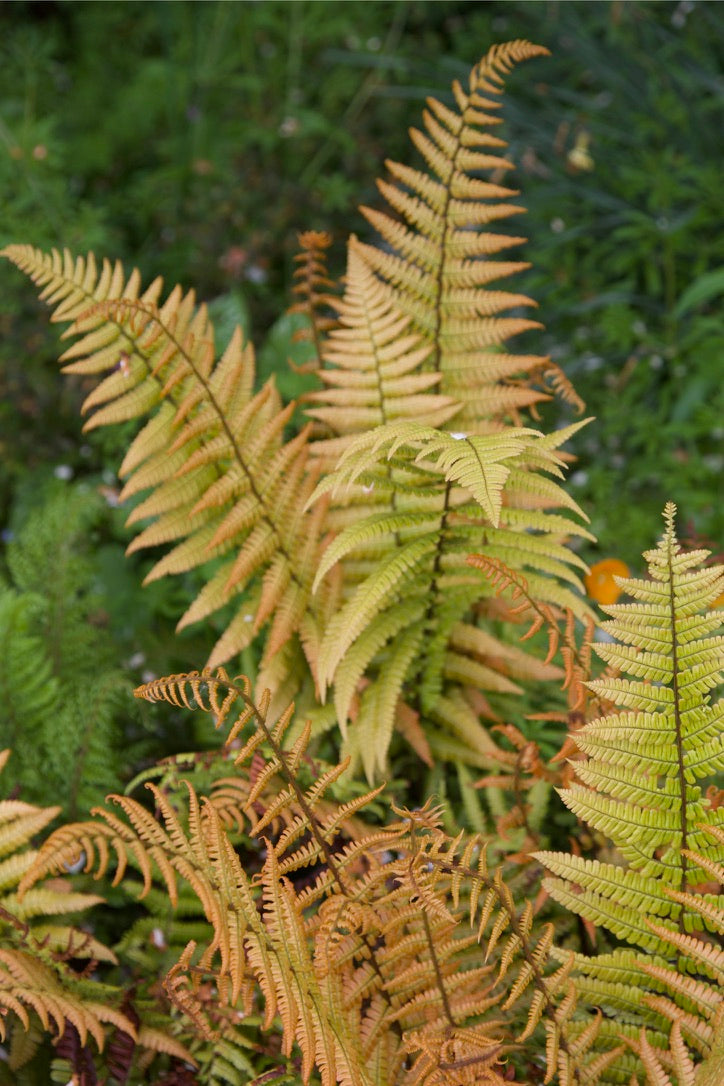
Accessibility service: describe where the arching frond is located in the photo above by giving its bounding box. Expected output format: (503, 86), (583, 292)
(309, 418), (591, 775)
(0, 246), (324, 682)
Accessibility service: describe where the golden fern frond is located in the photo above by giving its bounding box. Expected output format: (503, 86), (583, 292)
(0, 945), (133, 1048)
(0, 753), (147, 1067)
(19, 778), (264, 1030)
(356, 41), (565, 432)
(306, 417), (591, 777)
(0, 245), (324, 680)
(132, 670), (399, 908)
(383, 806), (622, 1086)
(305, 238), (460, 469)
(530, 361), (587, 418)
(0, 765), (106, 937)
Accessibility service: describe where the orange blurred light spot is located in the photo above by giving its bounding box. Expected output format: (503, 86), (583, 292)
(585, 558), (630, 605)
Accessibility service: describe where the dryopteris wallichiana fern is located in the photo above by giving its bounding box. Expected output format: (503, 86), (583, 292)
(3, 37), (722, 1086)
(1, 39), (594, 781)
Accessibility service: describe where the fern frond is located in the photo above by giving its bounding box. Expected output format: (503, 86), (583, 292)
(307, 416), (590, 774)
(356, 41), (564, 432)
(0, 246), (324, 683)
(0, 754), (158, 1071)
(304, 239), (459, 470)
(535, 505), (724, 1082)
(288, 230), (340, 369)
(0, 947), (130, 1048)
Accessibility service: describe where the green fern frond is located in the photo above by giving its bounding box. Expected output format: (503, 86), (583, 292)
(0, 589), (59, 777)
(535, 504), (724, 1083)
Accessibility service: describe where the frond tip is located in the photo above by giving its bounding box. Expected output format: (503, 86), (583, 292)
(357, 40), (556, 431)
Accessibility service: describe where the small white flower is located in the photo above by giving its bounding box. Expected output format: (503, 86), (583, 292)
(279, 116), (299, 138)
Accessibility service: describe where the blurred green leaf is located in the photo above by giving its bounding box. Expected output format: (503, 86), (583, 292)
(674, 266), (724, 318)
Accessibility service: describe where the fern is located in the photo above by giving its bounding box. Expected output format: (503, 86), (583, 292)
(0, 486), (137, 816)
(303, 238), (459, 468)
(353, 40), (565, 431)
(21, 670), (619, 1086)
(0, 749), (134, 1075)
(310, 416), (593, 777)
(1, 40), (594, 781)
(0, 745), (201, 1083)
(4, 41), (721, 1086)
(0, 247), (324, 686)
(535, 503), (724, 1082)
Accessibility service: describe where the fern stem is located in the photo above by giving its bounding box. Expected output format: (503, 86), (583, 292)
(667, 536), (689, 910)
(418, 479), (453, 707)
(409, 820), (457, 1029)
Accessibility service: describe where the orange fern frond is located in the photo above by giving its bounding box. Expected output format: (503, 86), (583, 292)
(288, 230), (340, 370)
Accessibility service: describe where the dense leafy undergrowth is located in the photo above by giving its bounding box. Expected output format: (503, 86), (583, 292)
(0, 29), (722, 1086)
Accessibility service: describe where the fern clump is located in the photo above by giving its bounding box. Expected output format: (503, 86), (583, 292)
(20, 670), (618, 1086)
(0, 34), (721, 1086)
(1, 39), (594, 783)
